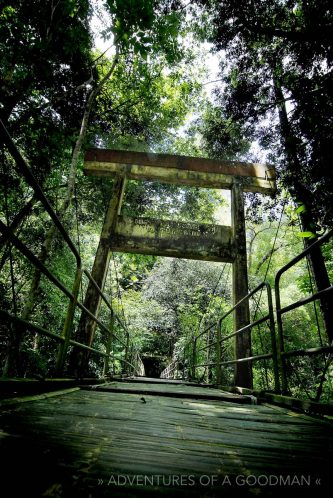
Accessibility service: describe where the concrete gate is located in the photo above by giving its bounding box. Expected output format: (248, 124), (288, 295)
(79, 149), (276, 387)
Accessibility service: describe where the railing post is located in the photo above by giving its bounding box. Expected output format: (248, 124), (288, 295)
(265, 283), (280, 392)
(55, 267), (82, 376)
(275, 275), (288, 394)
(124, 328), (130, 376)
(103, 309), (115, 378)
(216, 319), (222, 386)
(206, 329), (211, 383)
(192, 336), (197, 380)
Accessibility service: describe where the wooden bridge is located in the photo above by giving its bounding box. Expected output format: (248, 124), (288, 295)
(1, 120), (333, 496)
(1, 377), (332, 497)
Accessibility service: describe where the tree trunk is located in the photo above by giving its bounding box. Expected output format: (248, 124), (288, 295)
(274, 76), (333, 342)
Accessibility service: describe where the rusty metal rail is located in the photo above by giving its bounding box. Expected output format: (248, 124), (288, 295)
(0, 119), (142, 378)
(163, 232), (333, 395)
(189, 281), (279, 391)
(275, 229), (333, 393)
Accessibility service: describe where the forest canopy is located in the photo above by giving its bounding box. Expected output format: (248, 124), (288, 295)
(0, 0), (332, 401)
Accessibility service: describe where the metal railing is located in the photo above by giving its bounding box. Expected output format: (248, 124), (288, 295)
(162, 231), (333, 396)
(0, 119), (143, 379)
(160, 340), (190, 380)
(189, 281), (279, 391)
(160, 357), (183, 379)
(275, 229), (333, 393)
(160, 359), (178, 379)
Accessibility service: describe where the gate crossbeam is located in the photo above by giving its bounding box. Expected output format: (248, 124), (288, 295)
(84, 148), (276, 194)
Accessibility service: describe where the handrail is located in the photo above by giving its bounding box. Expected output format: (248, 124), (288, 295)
(191, 281), (272, 362)
(0, 118), (81, 267)
(154, 237), (333, 394)
(0, 220), (127, 349)
(190, 281), (279, 391)
(0, 121), (142, 379)
(82, 269), (128, 347)
(275, 229), (333, 393)
(219, 282), (271, 328)
(169, 230), (333, 397)
(160, 358), (179, 379)
(275, 229), (333, 283)
(160, 343), (189, 380)
(162, 282), (277, 385)
(0, 219), (76, 302)
(0, 310), (140, 373)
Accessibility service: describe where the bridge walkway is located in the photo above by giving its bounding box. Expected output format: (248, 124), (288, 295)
(0, 378), (331, 497)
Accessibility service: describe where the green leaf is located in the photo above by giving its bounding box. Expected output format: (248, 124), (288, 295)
(297, 231), (316, 239)
(0, 6), (16, 20)
(295, 204), (307, 214)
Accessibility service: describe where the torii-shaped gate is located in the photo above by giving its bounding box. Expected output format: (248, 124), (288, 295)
(79, 149), (276, 388)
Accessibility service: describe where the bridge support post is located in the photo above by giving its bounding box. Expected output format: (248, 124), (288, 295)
(69, 175), (126, 376)
(231, 182), (253, 389)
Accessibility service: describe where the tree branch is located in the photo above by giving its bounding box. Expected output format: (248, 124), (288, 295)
(0, 196), (37, 251)
(254, 243), (292, 275)
(247, 23), (333, 44)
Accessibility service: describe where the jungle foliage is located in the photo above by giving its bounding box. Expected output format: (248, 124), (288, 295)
(0, 0), (332, 402)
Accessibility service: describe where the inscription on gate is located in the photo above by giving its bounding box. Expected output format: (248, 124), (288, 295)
(109, 216), (235, 262)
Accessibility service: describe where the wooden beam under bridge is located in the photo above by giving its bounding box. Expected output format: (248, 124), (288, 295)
(84, 149), (276, 194)
(110, 216), (235, 262)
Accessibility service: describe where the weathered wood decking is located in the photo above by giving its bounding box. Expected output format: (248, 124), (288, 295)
(85, 380), (255, 403)
(0, 379), (332, 497)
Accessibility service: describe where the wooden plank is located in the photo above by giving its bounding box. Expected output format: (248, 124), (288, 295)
(262, 392), (333, 416)
(84, 149), (276, 194)
(112, 376), (208, 387)
(0, 378), (103, 400)
(84, 381), (254, 404)
(110, 215), (235, 262)
(0, 387), (80, 409)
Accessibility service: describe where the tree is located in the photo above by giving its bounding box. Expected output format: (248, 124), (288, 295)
(143, 258), (230, 342)
(0, 0), (198, 376)
(192, 0), (333, 340)
(194, 0), (333, 222)
(0, 0), (94, 259)
(0, 0), (94, 162)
